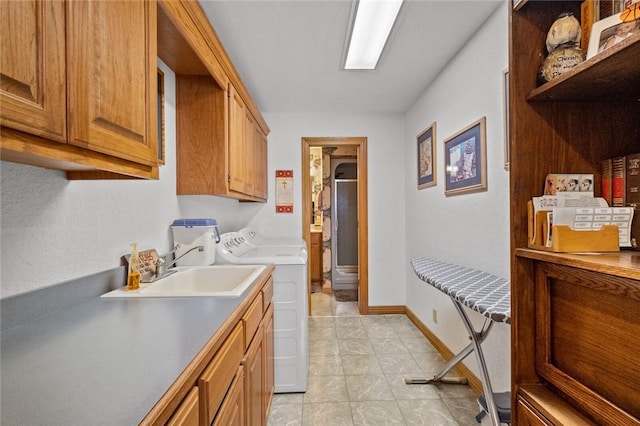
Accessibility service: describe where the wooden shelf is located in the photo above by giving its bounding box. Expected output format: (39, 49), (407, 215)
(528, 32), (640, 102)
(516, 249), (640, 281)
(518, 385), (598, 425)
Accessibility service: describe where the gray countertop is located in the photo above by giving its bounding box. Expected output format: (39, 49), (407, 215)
(1, 284), (254, 425)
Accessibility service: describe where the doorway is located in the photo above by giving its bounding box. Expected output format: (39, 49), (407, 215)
(301, 137), (369, 315)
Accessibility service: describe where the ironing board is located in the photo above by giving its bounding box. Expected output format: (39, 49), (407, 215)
(407, 257), (511, 426)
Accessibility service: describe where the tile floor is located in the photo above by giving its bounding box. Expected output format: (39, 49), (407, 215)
(267, 293), (483, 425)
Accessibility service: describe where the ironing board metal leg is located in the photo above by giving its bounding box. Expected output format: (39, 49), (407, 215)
(452, 300), (500, 426)
(429, 318), (490, 381)
(433, 341), (474, 381)
(404, 315), (493, 385)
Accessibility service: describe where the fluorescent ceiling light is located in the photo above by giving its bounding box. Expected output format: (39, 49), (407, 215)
(344, 0), (404, 70)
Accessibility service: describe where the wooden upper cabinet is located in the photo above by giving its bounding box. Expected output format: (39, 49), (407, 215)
(175, 78), (268, 201)
(0, 0), (66, 142)
(159, 0), (269, 201)
(0, 0), (158, 179)
(176, 75), (227, 195)
(229, 85), (248, 195)
(244, 110), (257, 197)
(254, 127), (268, 200)
(67, 0), (157, 166)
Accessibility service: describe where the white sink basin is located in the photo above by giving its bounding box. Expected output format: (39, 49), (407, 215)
(101, 265), (266, 298)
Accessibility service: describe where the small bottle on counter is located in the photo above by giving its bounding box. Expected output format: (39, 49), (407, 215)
(127, 243), (141, 291)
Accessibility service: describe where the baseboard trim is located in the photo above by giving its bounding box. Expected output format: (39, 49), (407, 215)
(366, 305), (406, 315)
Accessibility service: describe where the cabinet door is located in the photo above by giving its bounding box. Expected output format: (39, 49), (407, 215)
(243, 323), (264, 426)
(0, 0), (66, 142)
(228, 85), (247, 194)
(67, 0), (157, 166)
(310, 232), (323, 282)
(254, 126), (268, 200)
(199, 323), (244, 425)
(515, 399), (552, 426)
(534, 262), (640, 425)
(166, 387), (199, 426)
(244, 111), (256, 197)
(213, 367), (244, 426)
(262, 304), (274, 421)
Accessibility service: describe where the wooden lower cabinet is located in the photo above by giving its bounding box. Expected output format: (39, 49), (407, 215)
(514, 252), (640, 425)
(516, 398), (552, 426)
(243, 288), (274, 426)
(199, 323), (244, 425)
(166, 387), (199, 426)
(263, 304), (274, 421)
(213, 367), (244, 426)
(243, 323), (264, 426)
(142, 270), (275, 426)
(310, 231), (323, 286)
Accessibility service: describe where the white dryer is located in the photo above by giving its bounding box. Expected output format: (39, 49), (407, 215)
(217, 230), (309, 393)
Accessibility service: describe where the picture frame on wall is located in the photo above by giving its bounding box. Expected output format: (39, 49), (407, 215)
(503, 68), (510, 171)
(157, 68), (166, 165)
(444, 117), (487, 196)
(417, 122), (437, 189)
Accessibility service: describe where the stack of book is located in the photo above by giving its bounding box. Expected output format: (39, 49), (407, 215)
(602, 153), (640, 208)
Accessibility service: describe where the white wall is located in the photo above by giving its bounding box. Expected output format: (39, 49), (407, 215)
(403, 3), (511, 391)
(251, 112), (407, 307)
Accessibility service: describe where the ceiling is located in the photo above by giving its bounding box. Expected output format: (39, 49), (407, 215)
(199, 0), (504, 114)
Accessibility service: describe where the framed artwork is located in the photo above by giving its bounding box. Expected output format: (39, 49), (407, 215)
(586, 12), (639, 59)
(444, 117), (487, 196)
(275, 170), (294, 213)
(417, 122), (436, 189)
(503, 68), (510, 171)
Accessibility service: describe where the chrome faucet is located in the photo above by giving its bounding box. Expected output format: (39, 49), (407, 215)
(155, 245), (205, 276)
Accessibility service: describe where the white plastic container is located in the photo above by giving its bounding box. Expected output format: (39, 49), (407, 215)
(171, 219), (220, 266)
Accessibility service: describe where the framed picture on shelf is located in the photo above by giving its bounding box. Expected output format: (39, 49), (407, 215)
(417, 122), (436, 189)
(157, 68), (166, 165)
(444, 117), (487, 197)
(586, 11), (640, 58)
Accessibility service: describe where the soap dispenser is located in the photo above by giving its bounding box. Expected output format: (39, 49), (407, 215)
(127, 243), (141, 291)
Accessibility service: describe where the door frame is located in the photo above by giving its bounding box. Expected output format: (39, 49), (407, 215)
(301, 137), (369, 314)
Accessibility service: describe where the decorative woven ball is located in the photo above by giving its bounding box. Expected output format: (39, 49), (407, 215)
(539, 12), (584, 82)
(539, 46), (584, 81)
(546, 12), (581, 53)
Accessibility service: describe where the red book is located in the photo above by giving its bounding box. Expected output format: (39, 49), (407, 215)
(612, 156), (626, 207)
(601, 158), (612, 205)
(626, 153), (640, 207)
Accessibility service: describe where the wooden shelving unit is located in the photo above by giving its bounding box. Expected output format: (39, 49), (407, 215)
(509, 1), (640, 425)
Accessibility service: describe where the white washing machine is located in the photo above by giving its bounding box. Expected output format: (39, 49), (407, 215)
(217, 230), (309, 393)
(238, 226), (305, 248)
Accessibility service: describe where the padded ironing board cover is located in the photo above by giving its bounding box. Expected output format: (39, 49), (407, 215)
(411, 257), (511, 324)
